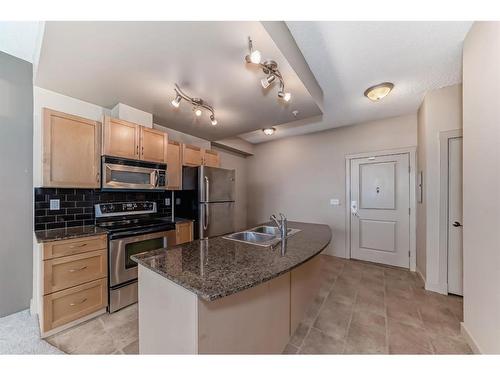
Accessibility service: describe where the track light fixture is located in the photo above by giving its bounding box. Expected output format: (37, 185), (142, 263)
(170, 83), (217, 125)
(245, 37), (292, 103)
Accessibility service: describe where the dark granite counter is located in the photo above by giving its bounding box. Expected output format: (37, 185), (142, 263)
(35, 225), (107, 243)
(132, 221), (331, 301)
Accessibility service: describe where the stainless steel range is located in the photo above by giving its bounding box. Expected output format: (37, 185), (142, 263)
(95, 201), (176, 313)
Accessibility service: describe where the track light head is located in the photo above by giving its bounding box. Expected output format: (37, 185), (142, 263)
(210, 115), (218, 126)
(171, 94), (181, 108)
(261, 75), (276, 89)
(245, 37), (262, 64)
(278, 91), (292, 102)
(194, 108), (202, 117)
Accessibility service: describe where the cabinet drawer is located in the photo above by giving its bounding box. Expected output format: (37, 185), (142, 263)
(43, 249), (107, 295)
(43, 278), (107, 333)
(43, 235), (107, 260)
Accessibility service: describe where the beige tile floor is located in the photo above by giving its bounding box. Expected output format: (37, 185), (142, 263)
(45, 255), (471, 355)
(284, 255), (472, 354)
(46, 304), (139, 354)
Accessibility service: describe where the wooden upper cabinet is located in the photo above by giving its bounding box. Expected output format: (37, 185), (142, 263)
(167, 140), (182, 190)
(202, 149), (220, 168)
(102, 116), (140, 159)
(43, 108), (101, 188)
(182, 144), (203, 166)
(140, 127), (168, 163)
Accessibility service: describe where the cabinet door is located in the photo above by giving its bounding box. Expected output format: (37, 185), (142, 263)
(182, 144), (203, 166)
(202, 149), (220, 167)
(167, 140), (182, 190)
(176, 222), (193, 245)
(140, 127), (168, 163)
(102, 116), (140, 159)
(43, 108), (101, 188)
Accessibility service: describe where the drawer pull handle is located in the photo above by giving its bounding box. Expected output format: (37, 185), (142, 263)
(68, 266), (88, 273)
(69, 243), (88, 249)
(69, 298), (87, 306)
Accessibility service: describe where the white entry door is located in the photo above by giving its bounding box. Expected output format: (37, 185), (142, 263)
(447, 137), (463, 296)
(350, 153), (410, 268)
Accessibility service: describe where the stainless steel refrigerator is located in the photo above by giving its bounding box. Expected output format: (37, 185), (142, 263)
(180, 165), (235, 239)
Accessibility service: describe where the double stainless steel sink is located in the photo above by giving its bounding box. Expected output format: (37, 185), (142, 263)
(223, 226), (301, 247)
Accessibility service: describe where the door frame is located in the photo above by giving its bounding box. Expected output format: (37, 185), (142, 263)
(345, 147), (417, 271)
(439, 129), (463, 294)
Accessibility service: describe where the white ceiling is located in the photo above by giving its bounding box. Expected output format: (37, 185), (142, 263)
(240, 21), (473, 143)
(0, 21), (41, 63)
(35, 21), (322, 140)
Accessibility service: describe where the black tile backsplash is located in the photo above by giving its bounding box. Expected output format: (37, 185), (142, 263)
(34, 188), (173, 231)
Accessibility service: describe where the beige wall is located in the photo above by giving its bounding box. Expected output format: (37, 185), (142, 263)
(462, 21), (500, 354)
(215, 147), (249, 231)
(247, 114), (417, 257)
(416, 84), (463, 291)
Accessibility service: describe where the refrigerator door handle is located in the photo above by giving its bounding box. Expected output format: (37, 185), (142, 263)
(204, 176), (209, 202)
(203, 203), (209, 231)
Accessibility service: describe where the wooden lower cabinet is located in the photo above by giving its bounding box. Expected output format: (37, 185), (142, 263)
(176, 221), (193, 245)
(43, 278), (107, 333)
(43, 249), (107, 294)
(38, 234), (108, 336)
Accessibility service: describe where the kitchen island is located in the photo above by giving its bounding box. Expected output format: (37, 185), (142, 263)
(132, 221), (331, 354)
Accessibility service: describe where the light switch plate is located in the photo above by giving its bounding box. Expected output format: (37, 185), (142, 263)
(330, 198), (340, 206)
(175, 198), (181, 205)
(49, 199), (60, 210)
(165, 198), (171, 206)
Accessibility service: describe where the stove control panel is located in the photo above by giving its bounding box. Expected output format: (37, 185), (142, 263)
(95, 201), (157, 218)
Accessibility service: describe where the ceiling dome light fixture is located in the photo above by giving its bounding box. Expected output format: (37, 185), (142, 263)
(262, 127), (276, 136)
(170, 84), (217, 125)
(246, 37), (292, 103)
(364, 82), (394, 101)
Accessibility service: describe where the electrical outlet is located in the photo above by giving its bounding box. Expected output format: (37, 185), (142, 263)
(49, 199), (60, 210)
(330, 198), (340, 206)
(175, 198), (181, 205)
(165, 198), (171, 206)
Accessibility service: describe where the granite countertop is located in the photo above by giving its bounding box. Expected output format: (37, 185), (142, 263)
(132, 221), (332, 301)
(35, 225), (107, 243)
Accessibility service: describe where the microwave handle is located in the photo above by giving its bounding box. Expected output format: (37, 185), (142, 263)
(154, 170), (159, 187)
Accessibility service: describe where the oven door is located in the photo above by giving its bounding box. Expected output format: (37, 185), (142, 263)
(109, 230), (175, 287)
(103, 163), (159, 190)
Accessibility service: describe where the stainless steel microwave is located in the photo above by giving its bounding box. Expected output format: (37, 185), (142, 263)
(101, 156), (167, 191)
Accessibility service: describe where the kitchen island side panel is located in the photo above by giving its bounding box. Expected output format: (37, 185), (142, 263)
(197, 273), (291, 354)
(138, 265), (198, 354)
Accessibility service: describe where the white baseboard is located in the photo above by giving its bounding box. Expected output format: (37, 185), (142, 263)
(425, 281), (448, 295)
(416, 268), (425, 284)
(460, 322), (482, 354)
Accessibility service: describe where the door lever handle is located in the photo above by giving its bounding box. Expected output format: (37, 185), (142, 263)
(452, 221), (462, 227)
